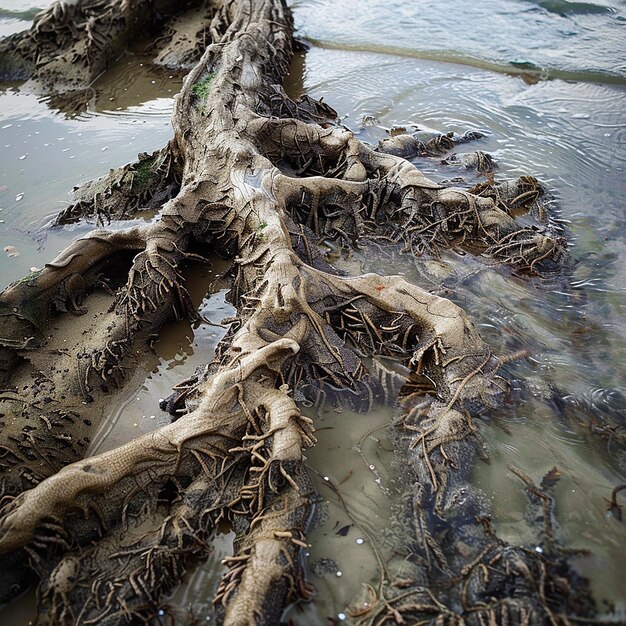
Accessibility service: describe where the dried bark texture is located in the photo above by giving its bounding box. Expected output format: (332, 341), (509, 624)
(0, 1), (594, 625)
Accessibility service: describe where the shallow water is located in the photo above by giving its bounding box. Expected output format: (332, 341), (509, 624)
(294, 0), (626, 83)
(1, 0), (625, 623)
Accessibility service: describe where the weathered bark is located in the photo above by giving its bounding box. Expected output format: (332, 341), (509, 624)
(0, 1), (595, 625)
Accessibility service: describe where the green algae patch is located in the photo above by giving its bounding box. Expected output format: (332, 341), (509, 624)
(192, 71), (217, 112)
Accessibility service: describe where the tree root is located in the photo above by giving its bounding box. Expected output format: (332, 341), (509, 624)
(344, 428), (595, 625)
(0, 0), (594, 624)
(54, 146), (182, 225)
(0, 0), (211, 92)
(37, 470), (234, 625)
(254, 117), (565, 271)
(0, 225), (148, 349)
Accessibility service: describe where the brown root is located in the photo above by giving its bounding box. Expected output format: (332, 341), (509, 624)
(0, 0), (593, 624)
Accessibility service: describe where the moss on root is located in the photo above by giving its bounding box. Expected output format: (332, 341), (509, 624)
(192, 70), (217, 101)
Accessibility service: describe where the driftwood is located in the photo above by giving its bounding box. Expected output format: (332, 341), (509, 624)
(0, 1), (596, 624)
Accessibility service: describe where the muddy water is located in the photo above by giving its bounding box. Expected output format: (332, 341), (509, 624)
(1, 0), (626, 623)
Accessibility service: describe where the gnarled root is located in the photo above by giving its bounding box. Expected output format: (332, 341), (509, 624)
(254, 117), (564, 271)
(0, 0), (589, 623)
(0, 0), (208, 92)
(217, 466), (315, 626)
(37, 471), (234, 626)
(54, 146), (182, 225)
(345, 408), (595, 625)
(0, 225), (148, 350)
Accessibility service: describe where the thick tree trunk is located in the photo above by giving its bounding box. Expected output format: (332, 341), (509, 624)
(0, 1), (594, 625)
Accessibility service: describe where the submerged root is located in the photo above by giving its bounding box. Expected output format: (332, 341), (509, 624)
(346, 434), (595, 626)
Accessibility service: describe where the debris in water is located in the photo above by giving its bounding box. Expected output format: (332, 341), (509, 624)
(335, 524), (352, 536)
(604, 484), (626, 521)
(390, 126), (406, 136)
(541, 467), (561, 490)
(4, 246), (19, 258)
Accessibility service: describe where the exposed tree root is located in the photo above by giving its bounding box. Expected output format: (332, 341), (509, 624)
(0, 0), (596, 624)
(0, 0), (210, 91)
(54, 147), (182, 225)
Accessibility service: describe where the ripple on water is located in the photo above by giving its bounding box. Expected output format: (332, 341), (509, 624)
(295, 0), (626, 81)
(301, 46), (626, 608)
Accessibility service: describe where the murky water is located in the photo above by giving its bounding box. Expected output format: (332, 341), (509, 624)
(1, 0), (625, 623)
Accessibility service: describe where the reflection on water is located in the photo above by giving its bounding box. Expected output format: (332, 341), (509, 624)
(289, 405), (397, 625)
(0, 54), (183, 287)
(0, 0), (625, 623)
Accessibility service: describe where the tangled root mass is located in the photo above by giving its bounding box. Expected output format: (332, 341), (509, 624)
(0, 1), (596, 625)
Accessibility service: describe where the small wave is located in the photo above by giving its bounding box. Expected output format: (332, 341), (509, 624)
(0, 8), (40, 21)
(521, 0), (615, 15)
(305, 38), (626, 88)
